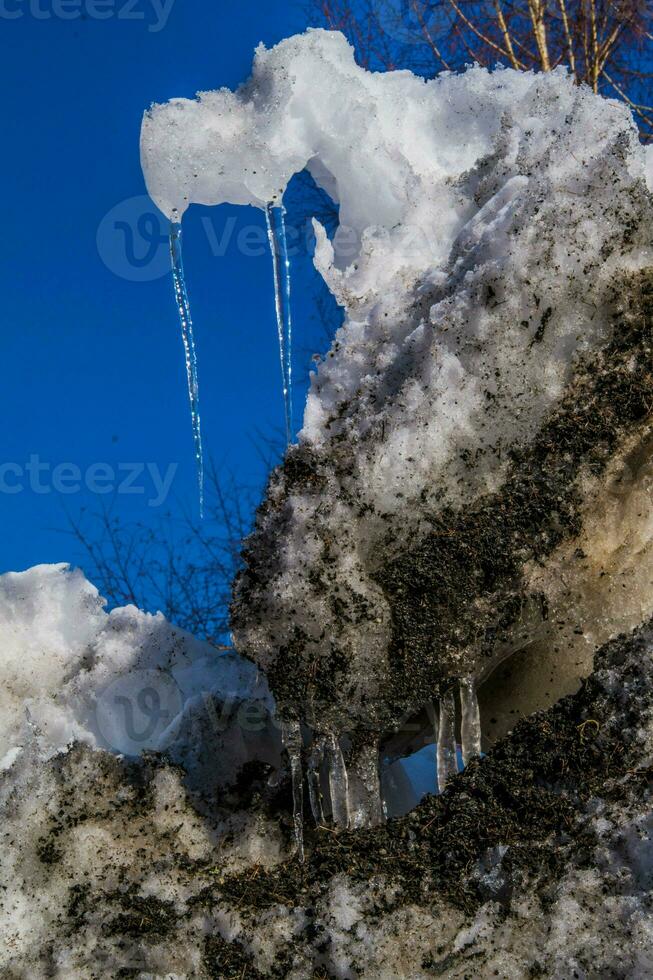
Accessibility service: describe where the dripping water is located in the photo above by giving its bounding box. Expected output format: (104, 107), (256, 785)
(281, 720), (304, 861)
(265, 203), (294, 446)
(169, 220), (204, 517)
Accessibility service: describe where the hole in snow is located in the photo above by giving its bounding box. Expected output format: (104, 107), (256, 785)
(281, 168), (344, 381)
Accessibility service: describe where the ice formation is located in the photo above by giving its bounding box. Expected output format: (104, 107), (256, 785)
(2, 608), (653, 977)
(170, 221), (205, 514)
(142, 28), (653, 832)
(3, 25), (653, 974)
(266, 203), (295, 444)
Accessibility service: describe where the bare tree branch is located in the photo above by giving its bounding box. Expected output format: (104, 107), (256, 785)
(309, 0), (653, 139)
(69, 467), (256, 646)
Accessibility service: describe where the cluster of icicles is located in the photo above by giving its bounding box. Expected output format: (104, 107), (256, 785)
(281, 678), (482, 861)
(169, 202), (294, 518)
(168, 208), (482, 859)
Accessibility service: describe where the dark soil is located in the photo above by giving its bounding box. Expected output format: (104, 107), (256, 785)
(198, 621), (653, 928)
(204, 934), (265, 979)
(18, 615), (651, 979)
(232, 268), (653, 738)
(376, 269), (653, 724)
(102, 887), (178, 939)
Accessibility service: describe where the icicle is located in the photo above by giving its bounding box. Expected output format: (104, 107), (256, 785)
(169, 220), (204, 517)
(347, 742), (385, 829)
(436, 691), (457, 793)
(307, 738), (326, 826)
(460, 675), (482, 766)
(265, 203), (294, 445)
(325, 732), (350, 829)
(281, 720), (304, 861)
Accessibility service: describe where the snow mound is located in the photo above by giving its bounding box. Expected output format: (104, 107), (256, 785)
(2, 616), (653, 977)
(141, 28), (652, 355)
(142, 29), (653, 502)
(143, 31), (653, 779)
(142, 30), (550, 310)
(0, 563), (269, 770)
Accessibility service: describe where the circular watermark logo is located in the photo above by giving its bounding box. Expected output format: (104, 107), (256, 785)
(97, 194), (170, 282)
(95, 669), (183, 754)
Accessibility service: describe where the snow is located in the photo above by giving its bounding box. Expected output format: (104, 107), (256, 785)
(3, 28), (652, 975)
(0, 563), (269, 769)
(1, 566), (652, 975)
(143, 30), (653, 756)
(142, 29), (653, 519)
(142, 29), (565, 321)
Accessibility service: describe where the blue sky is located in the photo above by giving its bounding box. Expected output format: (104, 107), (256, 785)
(0, 0), (337, 578)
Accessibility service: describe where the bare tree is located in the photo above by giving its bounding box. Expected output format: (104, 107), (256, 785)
(69, 463), (256, 646)
(312, 0), (653, 137)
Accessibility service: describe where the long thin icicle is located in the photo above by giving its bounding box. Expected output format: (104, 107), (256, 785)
(460, 675), (482, 765)
(281, 720), (304, 861)
(325, 732), (350, 829)
(265, 203), (293, 445)
(436, 692), (458, 793)
(169, 221), (204, 517)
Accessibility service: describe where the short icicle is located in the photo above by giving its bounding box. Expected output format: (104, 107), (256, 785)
(265, 202), (294, 446)
(325, 732), (350, 829)
(459, 675), (482, 766)
(436, 691), (458, 793)
(281, 720), (305, 861)
(169, 220), (205, 517)
(307, 738), (326, 826)
(347, 742), (385, 829)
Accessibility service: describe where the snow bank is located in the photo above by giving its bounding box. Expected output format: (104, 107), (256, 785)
(141, 27), (652, 507)
(2, 616), (652, 977)
(142, 30), (541, 308)
(142, 31), (653, 444)
(0, 563), (270, 770)
(143, 30), (653, 777)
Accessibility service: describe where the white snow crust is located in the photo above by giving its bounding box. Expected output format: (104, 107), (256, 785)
(142, 29), (653, 518)
(142, 35), (653, 708)
(0, 563), (268, 770)
(4, 30), (653, 977)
